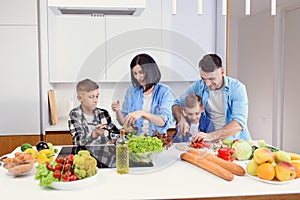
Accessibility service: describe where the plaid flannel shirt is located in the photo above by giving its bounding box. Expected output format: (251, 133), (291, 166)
(68, 105), (119, 146)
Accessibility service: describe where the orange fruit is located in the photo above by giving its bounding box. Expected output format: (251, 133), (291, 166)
(290, 161), (300, 178)
(256, 163), (275, 181)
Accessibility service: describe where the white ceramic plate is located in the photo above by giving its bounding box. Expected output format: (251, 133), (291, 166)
(246, 172), (297, 185)
(50, 169), (100, 190)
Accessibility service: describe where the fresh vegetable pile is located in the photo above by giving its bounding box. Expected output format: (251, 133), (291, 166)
(127, 135), (163, 153)
(127, 135), (163, 163)
(35, 150), (97, 187)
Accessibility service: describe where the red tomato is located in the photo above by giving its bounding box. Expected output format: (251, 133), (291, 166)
(55, 156), (65, 164)
(53, 170), (61, 179)
(69, 174), (78, 181)
(54, 163), (63, 171)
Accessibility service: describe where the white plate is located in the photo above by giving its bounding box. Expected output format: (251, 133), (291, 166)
(246, 172), (297, 185)
(50, 169), (100, 190)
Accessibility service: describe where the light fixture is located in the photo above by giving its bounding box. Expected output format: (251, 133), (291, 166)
(271, 0), (276, 15)
(222, 0), (227, 15)
(245, 0), (251, 15)
(172, 0), (176, 15)
(198, 0), (203, 15)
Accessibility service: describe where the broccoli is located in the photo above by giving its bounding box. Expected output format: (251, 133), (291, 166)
(73, 150), (97, 179)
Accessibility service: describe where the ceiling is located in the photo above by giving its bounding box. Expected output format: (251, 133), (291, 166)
(230, 0), (291, 19)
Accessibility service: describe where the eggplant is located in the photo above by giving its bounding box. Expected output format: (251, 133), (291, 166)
(36, 141), (49, 151)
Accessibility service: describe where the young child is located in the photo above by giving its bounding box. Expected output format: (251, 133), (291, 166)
(68, 79), (119, 146)
(172, 93), (214, 143)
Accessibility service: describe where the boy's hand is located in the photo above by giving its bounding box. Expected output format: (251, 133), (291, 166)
(111, 100), (120, 112)
(92, 124), (108, 138)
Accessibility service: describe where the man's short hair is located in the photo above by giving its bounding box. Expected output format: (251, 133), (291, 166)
(199, 54), (222, 72)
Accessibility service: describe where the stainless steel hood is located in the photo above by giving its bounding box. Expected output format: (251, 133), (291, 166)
(48, 0), (146, 16)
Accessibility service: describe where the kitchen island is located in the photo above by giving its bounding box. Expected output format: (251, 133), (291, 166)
(1, 146), (300, 200)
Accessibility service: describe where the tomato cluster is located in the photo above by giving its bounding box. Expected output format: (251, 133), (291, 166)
(191, 140), (210, 149)
(45, 154), (78, 182)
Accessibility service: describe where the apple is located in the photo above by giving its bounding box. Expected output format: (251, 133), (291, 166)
(275, 162), (296, 181)
(246, 159), (259, 176)
(253, 147), (274, 164)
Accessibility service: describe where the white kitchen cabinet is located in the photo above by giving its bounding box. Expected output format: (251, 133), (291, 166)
(161, 0), (217, 81)
(105, 0), (162, 82)
(0, 26), (40, 135)
(48, 0), (222, 83)
(48, 11), (106, 83)
(0, 0), (37, 25)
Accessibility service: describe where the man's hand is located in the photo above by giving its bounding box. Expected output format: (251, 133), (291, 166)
(176, 115), (190, 137)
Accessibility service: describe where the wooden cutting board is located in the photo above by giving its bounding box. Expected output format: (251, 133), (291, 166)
(48, 90), (58, 125)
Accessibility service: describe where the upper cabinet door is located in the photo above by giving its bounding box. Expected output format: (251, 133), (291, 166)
(48, 11), (106, 83)
(161, 0), (217, 82)
(0, 0), (37, 25)
(105, 0), (162, 82)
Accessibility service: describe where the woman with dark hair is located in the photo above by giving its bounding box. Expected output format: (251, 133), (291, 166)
(112, 53), (174, 136)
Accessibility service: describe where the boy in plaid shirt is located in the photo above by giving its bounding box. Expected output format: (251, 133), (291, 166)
(68, 79), (119, 145)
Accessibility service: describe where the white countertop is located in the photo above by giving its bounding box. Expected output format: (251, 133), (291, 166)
(1, 146), (300, 200)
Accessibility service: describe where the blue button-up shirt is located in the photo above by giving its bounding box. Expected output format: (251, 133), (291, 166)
(122, 83), (174, 136)
(174, 76), (251, 140)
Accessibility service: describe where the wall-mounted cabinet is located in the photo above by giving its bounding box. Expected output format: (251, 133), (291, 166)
(48, 0), (221, 83)
(48, 11), (106, 83)
(0, 0), (37, 25)
(106, 0), (162, 82)
(0, 0), (40, 135)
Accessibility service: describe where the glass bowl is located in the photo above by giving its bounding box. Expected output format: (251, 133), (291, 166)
(129, 151), (159, 164)
(1, 153), (35, 176)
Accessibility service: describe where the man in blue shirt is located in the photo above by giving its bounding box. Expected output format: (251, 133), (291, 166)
(172, 54), (251, 142)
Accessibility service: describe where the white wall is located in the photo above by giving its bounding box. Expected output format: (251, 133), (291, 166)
(229, 0), (300, 153)
(237, 12), (275, 144)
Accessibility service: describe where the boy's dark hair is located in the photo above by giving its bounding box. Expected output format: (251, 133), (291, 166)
(184, 93), (203, 108)
(76, 79), (99, 93)
(199, 54), (222, 72)
(130, 53), (161, 92)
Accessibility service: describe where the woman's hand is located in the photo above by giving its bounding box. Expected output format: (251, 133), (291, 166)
(124, 110), (144, 126)
(111, 100), (120, 112)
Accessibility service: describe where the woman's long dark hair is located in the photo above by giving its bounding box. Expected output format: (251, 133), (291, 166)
(130, 53), (161, 92)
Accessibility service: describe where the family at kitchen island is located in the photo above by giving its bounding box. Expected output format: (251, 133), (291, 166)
(68, 53), (251, 146)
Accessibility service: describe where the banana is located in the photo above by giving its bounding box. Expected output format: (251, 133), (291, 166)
(287, 152), (300, 160)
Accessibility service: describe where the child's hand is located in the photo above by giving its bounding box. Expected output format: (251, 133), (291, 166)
(111, 100), (120, 112)
(92, 124), (108, 138)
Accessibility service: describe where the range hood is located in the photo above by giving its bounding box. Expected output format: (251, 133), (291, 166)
(48, 0), (146, 16)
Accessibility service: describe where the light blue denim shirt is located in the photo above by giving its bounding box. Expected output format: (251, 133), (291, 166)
(122, 83), (174, 136)
(174, 76), (251, 140)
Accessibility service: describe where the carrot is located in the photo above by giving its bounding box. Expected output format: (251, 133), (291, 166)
(187, 149), (245, 176)
(180, 152), (234, 181)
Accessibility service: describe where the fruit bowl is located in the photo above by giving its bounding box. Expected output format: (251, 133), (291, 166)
(129, 151), (159, 164)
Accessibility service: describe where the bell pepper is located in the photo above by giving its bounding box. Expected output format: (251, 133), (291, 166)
(24, 148), (37, 159)
(217, 147), (235, 162)
(37, 149), (53, 163)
